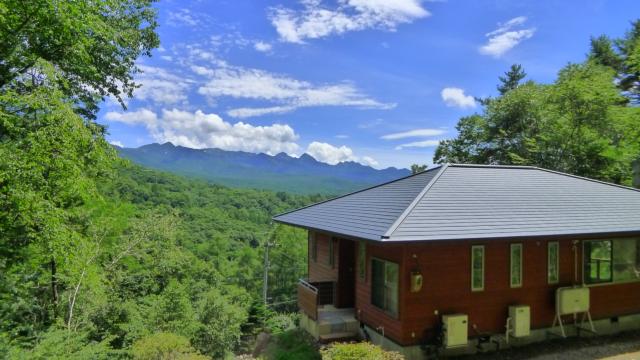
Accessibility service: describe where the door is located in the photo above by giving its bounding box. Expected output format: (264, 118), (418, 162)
(336, 239), (356, 308)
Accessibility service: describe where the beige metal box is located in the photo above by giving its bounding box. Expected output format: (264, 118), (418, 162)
(557, 287), (590, 315)
(509, 305), (530, 337)
(442, 314), (468, 348)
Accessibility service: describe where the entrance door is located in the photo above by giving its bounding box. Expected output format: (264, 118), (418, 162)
(336, 239), (356, 308)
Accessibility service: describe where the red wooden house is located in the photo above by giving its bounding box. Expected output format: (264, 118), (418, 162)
(273, 164), (640, 358)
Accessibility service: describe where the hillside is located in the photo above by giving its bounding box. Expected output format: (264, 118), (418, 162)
(116, 142), (411, 194)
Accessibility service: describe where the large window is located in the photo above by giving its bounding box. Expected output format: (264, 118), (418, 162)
(584, 240), (613, 284)
(371, 258), (399, 317)
(510, 243), (523, 288)
(471, 245), (485, 291)
(612, 238), (640, 282)
(358, 241), (366, 280)
(583, 238), (640, 284)
(548, 242), (559, 284)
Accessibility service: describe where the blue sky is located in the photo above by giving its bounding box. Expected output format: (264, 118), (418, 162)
(100, 0), (640, 169)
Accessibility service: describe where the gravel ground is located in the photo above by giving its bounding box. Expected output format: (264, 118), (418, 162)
(452, 330), (640, 360)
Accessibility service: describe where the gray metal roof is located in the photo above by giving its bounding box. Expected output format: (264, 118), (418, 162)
(273, 164), (640, 242)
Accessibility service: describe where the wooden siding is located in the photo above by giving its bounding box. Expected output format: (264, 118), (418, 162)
(355, 241), (406, 345)
(400, 237), (640, 346)
(308, 232), (338, 282)
(298, 281), (318, 320)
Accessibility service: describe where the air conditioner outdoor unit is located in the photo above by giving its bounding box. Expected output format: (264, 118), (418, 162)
(557, 287), (590, 315)
(508, 305), (530, 338)
(442, 314), (468, 348)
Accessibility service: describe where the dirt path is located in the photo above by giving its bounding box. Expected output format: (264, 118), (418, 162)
(454, 330), (640, 360)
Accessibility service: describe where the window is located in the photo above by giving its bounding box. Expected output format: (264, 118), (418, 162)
(471, 245), (485, 291)
(510, 243), (523, 288)
(612, 238), (640, 282)
(310, 232), (317, 262)
(548, 242), (559, 284)
(371, 258), (399, 317)
(328, 238), (335, 268)
(358, 241), (366, 280)
(584, 240), (612, 284)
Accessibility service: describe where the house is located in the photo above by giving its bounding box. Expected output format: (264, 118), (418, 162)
(273, 164), (640, 358)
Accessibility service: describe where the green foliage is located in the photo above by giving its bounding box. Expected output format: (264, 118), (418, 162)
(0, 0), (159, 118)
(131, 332), (210, 360)
(410, 164), (428, 174)
(320, 342), (404, 360)
(7, 328), (116, 360)
(435, 24), (640, 186)
(264, 329), (320, 360)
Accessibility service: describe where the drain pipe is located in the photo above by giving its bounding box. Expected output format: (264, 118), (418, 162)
(376, 326), (385, 348)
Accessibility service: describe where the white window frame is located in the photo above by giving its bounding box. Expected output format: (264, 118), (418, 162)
(471, 245), (485, 292)
(547, 241), (559, 284)
(510, 243), (523, 288)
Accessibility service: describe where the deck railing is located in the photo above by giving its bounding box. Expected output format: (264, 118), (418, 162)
(298, 279), (319, 320)
(297, 279), (336, 321)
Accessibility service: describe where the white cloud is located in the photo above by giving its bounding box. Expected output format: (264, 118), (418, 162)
(109, 140), (124, 147)
(269, 0), (430, 43)
(254, 41), (273, 52)
(335, 134), (349, 139)
(480, 16), (536, 58)
(167, 9), (200, 27)
(196, 65), (394, 117)
(441, 87), (476, 108)
(381, 128), (445, 140)
(134, 65), (192, 106)
(104, 108), (300, 155)
(395, 139), (441, 150)
(105, 108), (158, 126)
(306, 141), (378, 167)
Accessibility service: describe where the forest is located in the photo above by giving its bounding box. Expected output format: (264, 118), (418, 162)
(0, 0), (639, 359)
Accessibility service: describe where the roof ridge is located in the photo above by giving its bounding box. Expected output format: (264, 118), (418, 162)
(272, 165), (445, 220)
(449, 163), (537, 170)
(382, 163), (450, 239)
(532, 167), (640, 193)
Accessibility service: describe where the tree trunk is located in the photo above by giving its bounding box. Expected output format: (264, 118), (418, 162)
(51, 258), (58, 314)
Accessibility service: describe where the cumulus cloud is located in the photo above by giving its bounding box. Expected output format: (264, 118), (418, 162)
(381, 128), (445, 140)
(134, 65), (192, 106)
(196, 65), (395, 118)
(394, 139), (441, 150)
(269, 0), (430, 43)
(479, 16), (535, 58)
(306, 141), (378, 167)
(254, 41), (273, 52)
(441, 87), (476, 108)
(105, 108), (300, 155)
(109, 140), (124, 147)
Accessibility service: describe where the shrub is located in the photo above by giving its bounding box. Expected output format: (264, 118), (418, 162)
(131, 332), (209, 360)
(320, 342), (404, 360)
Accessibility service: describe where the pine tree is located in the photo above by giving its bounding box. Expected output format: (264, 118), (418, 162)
(497, 64), (527, 95)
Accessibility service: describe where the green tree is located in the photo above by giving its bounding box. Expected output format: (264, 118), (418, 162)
(497, 64), (527, 95)
(410, 164), (428, 174)
(0, 0), (159, 118)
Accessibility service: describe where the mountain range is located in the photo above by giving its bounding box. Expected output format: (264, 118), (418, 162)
(116, 143), (411, 194)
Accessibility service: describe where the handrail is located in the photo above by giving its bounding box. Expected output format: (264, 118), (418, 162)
(298, 278), (319, 294)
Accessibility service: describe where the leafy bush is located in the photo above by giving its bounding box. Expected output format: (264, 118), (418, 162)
(7, 329), (115, 360)
(265, 329), (320, 360)
(131, 332), (209, 360)
(264, 313), (299, 335)
(320, 342), (404, 360)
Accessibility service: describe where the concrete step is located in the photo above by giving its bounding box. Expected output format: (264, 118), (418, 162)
(319, 331), (359, 343)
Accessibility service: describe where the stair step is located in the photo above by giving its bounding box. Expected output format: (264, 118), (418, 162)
(319, 332), (359, 343)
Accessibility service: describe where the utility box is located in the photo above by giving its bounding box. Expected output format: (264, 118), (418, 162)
(509, 305), (530, 337)
(442, 314), (468, 348)
(557, 287), (590, 315)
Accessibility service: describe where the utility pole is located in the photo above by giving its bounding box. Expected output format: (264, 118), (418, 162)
(262, 239), (271, 305)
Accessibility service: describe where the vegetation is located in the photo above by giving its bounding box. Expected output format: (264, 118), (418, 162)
(320, 342), (404, 360)
(435, 21), (640, 187)
(1, 0), (639, 358)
